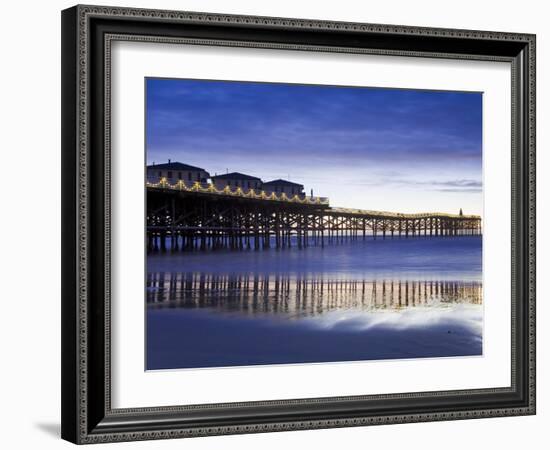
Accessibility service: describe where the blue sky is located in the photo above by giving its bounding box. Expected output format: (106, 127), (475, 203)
(146, 78), (482, 215)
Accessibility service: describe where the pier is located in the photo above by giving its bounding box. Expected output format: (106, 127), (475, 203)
(146, 180), (482, 252)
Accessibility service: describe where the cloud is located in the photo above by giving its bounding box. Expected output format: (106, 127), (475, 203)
(431, 179), (482, 188)
(146, 78), (483, 169)
(416, 179), (482, 193)
(434, 188), (482, 193)
(348, 177), (482, 193)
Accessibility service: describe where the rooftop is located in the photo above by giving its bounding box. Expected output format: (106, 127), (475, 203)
(211, 172), (262, 181)
(147, 161), (207, 172)
(263, 179), (304, 187)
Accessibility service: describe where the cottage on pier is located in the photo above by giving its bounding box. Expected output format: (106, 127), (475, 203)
(147, 161), (210, 185)
(211, 172), (262, 191)
(262, 179), (305, 197)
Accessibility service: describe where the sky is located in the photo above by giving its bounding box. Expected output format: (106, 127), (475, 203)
(146, 78), (482, 216)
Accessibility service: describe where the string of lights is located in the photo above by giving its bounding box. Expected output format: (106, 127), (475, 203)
(146, 178), (481, 220)
(146, 178), (329, 205)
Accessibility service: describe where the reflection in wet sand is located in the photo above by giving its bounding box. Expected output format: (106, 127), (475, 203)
(147, 272), (482, 319)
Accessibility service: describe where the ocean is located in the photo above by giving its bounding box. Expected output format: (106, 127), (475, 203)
(146, 235), (482, 370)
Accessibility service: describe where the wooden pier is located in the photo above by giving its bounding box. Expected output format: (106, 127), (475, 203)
(146, 181), (482, 252)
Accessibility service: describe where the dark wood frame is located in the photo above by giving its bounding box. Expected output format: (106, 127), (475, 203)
(61, 4), (536, 444)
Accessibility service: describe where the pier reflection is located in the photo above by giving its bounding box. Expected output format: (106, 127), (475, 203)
(147, 273), (482, 318)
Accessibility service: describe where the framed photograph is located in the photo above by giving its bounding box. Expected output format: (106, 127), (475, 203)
(61, 5), (536, 444)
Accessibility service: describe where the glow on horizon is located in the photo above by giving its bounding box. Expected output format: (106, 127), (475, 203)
(146, 78), (483, 217)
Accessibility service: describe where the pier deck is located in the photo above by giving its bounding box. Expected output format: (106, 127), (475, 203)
(146, 182), (482, 252)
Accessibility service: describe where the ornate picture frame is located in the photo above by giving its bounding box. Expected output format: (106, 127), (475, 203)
(61, 5), (535, 444)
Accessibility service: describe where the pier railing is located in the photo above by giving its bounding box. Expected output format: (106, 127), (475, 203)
(147, 179), (329, 205)
(329, 207), (480, 220)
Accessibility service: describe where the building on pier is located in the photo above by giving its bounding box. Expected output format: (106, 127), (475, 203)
(147, 161), (210, 184)
(262, 179), (305, 197)
(211, 172), (262, 191)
